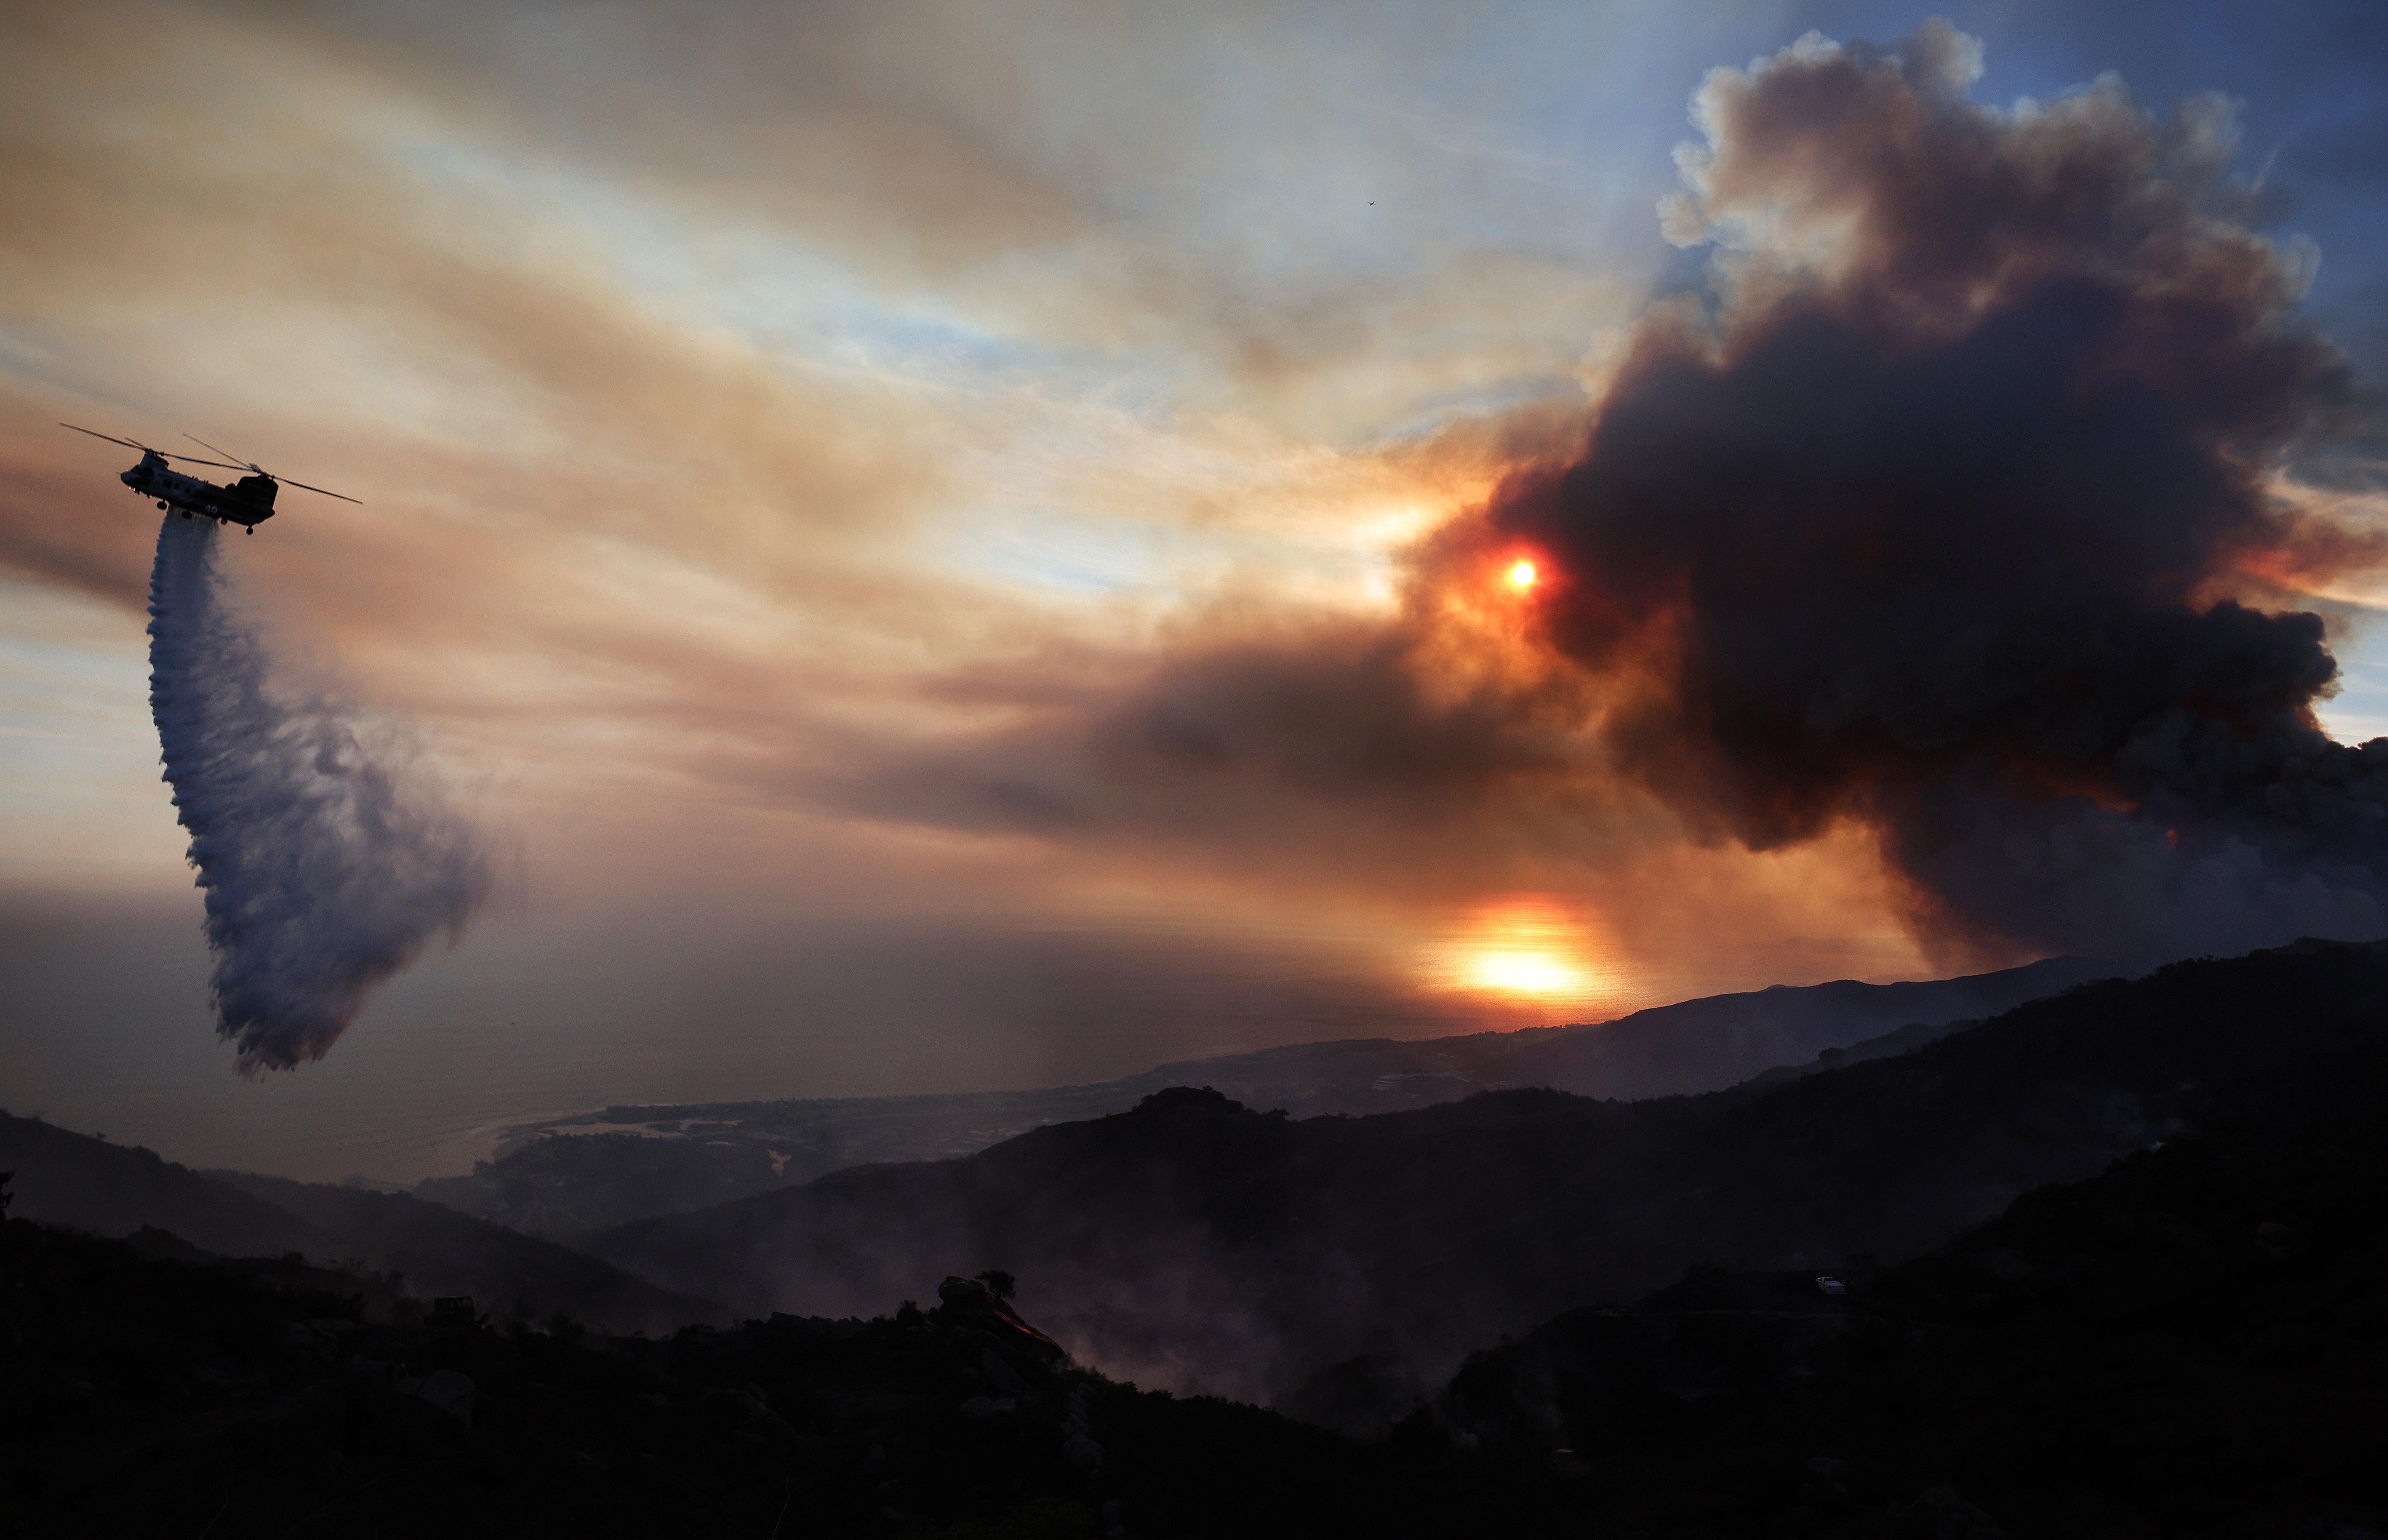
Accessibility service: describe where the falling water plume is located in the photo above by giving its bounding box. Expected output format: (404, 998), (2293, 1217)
(146, 513), (491, 1071)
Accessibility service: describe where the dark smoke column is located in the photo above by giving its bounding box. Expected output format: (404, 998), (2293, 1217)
(147, 513), (491, 1072)
(1486, 22), (2388, 963)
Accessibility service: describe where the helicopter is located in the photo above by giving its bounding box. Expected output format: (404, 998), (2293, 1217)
(60, 423), (360, 533)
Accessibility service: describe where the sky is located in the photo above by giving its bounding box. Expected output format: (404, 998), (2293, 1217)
(3, 0), (2385, 1181)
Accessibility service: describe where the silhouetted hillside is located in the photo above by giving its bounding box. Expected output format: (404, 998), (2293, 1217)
(1141, 950), (2111, 1111)
(416, 1129), (788, 1238)
(584, 940), (2388, 1406)
(0, 1218), (1465, 1539)
(15, 1111), (2379, 1536)
(0, 1114), (347, 1258)
(418, 953), (2107, 1235)
(0, 1115), (722, 1334)
(1436, 1114), (2388, 1535)
(211, 1170), (729, 1334)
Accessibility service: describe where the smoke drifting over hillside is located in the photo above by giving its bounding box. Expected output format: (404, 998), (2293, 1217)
(1463, 21), (2388, 959)
(935, 23), (2388, 965)
(147, 514), (490, 1071)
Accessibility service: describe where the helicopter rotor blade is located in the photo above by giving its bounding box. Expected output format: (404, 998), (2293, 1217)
(184, 433), (259, 471)
(276, 477), (363, 505)
(70, 424), (360, 503)
(60, 423), (155, 453)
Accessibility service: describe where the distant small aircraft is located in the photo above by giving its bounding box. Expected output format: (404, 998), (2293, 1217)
(60, 423), (360, 533)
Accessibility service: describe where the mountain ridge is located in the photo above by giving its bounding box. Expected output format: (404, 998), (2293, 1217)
(581, 939), (2388, 1406)
(0, 1113), (725, 1333)
(417, 951), (2112, 1235)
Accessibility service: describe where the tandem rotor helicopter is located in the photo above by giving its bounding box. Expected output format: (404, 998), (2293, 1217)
(60, 423), (360, 533)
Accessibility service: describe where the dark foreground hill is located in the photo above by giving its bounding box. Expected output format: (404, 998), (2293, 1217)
(586, 939), (2388, 1408)
(421, 953), (2107, 1236)
(11, 1108), (2384, 1538)
(0, 1115), (722, 1334)
(1434, 1113), (2388, 1536)
(0, 1217), (1456, 1540)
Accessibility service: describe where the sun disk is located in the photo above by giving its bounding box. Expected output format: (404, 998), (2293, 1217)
(1467, 950), (1584, 995)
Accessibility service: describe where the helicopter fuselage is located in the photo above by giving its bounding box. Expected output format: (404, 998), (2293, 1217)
(121, 450), (276, 528)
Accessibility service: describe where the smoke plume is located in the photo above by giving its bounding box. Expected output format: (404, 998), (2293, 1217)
(1435, 22), (2388, 963)
(146, 514), (491, 1071)
(886, 23), (2388, 968)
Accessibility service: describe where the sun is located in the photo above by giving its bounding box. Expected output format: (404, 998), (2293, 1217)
(1424, 893), (1613, 1011)
(1465, 950), (1585, 995)
(1507, 560), (1536, 589)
